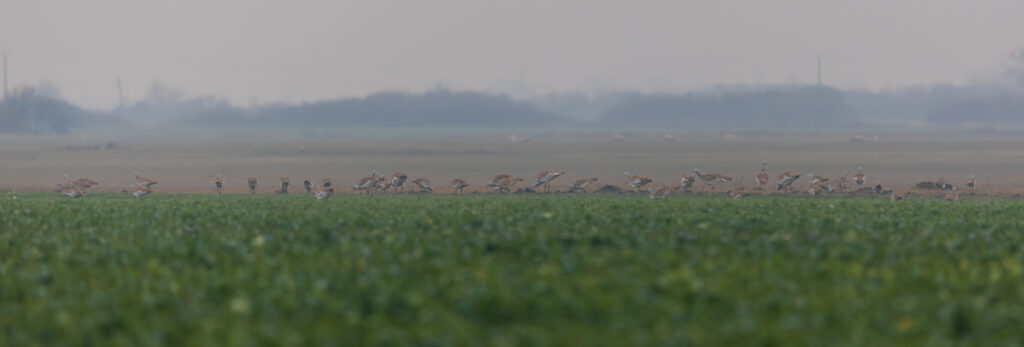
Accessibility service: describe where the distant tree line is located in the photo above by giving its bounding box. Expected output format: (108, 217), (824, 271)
(0, 87), (82, 134)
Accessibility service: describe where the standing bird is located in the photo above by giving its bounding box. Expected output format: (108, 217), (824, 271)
(486, 174), (512, 190)
(72, 178), (99, 190)
(391, 172), (408, 193)
(316, 186), (334, 200)
(247, 177), (258, 194)
(568, 177), (599, 193)
(854, 167), (866, 187)
(412, 178), (434, 193)
(322, 178), (333, 189)
(891, 191), (909, 201)
(215, 175), (224, 195)
(303, 179), (313, 194)
(693, 169), (733, 192)
(730, 191), (745, 200)
(532, 170), (565, 193)
(132, 184), (152, 198)
(776, 172), (801, 192)
(135, 172), (158, 187)
(649, 186), (671, 200)
(680, 174), (696, 192)
(496, 176), (523, 193)
(808, 174), (829, 187)
(451, 178), (470, 194)
(755, 161), (770, 190)
(624, 172), (654, 192)
(835, 172), (850, 190)
(61, 187), (84, 199)
(279, 177), (290, 194)
(966, 175), (976, 194)
(353, 176), (378, 195)
(945, 187), (959, 201)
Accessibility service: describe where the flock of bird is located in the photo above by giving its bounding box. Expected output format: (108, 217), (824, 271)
(55, 164), (976, 202)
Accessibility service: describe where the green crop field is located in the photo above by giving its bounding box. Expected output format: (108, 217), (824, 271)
(3, 192), (1024, 346)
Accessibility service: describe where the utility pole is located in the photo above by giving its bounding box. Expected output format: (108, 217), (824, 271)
(816, 55), (822, 87)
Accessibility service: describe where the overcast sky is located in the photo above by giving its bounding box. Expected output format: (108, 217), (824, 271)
(2, 0), (1023, 109)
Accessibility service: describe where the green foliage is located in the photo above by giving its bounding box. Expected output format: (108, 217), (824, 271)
(2, 192), (1024, 346)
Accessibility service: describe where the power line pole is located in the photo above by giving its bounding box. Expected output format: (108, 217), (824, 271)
(3, 51), (7, 100)
(117, 76), (124, 110)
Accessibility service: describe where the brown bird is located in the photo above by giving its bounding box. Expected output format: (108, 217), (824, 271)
(835, 172), (850, 190)
(353, 176), (378, 195)
(322, 178), (333, 188)
(316, 186), (334, 200)
(279, 177), (290, 194)
(412, 178), (434, 193)
(391, 172), (408, 193)
(531, 170), (565, 193)
(61, 187), (84, 199)
(755, 161), (770, 190)
(132, 184), (152, 198)
(303, 179), (313, 194)
(693, 169), (733, 191)
(729, 190), (745, 200)
(486, 174), (513, 191)
(854, 167), (866, 187)
(891, 191), (908, 201)
(494, 176), (523, 193)
(451, 178), (470, 194)
(680, 174), (696, 192)
(649, 186), (672, 200)
(215, 175), (224, 195)
(71, 178), (99, 189)
(568, 177), (599, 193)
(776, 172), (801, 192)
(945, 187), (959, 201)
(625, 172), (654, 192)
(966, 175), (976, 193)
(808, 174), (829, 186)
(135, 172), (158, 187)
(247, 177), (258, 194)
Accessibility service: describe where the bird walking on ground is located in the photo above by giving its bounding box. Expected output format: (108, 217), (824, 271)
(891, 191), (909, 201)
(486, 174), (513, 192)
(316, 186), (334, 200)
(776, 172), (801, 192)
(353, 176), (379, 195)
(693, 169), (733, 192)
(755, 161), (770, 190)
(835, 172), (850, 190)
(808, 174), (829, 187)
(492, 176), (523, 193)
(391, 172), (408, 193)
(624, 172), (654, 192)
(412, 178), (434, 193)
(132, 184), (152, 198)
(649, 186), (672, 200)
(303, 179), (313, 194)
(532, 170), (564, 193)
(451, 178), (470, 194)
(568, 177), (599, 193)
(215, 175), (224, 195)
(854, 167), (866, 187)
(966, 175), (976, 193)
(61, 186), (84, 199)
(135, 172), (158, 188)
(945, 187), (959, 201)
(322, 178), (333, 189)
(279, 177), (290, 194)
(680, 174), (696, 192)
(247, 177), (258, 194)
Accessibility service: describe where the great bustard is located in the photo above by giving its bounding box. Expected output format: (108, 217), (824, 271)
(303, 179), (313, 194)
(966, 175), (976, 193)
(451, 178), (470, 194)
(316, 186), (334, 200)
(854, 167), (865, 187)
(215, 175), (224, 195)
(776, 172), (801, 192)
(279, 177), (290, 194)
(247, 177), (258, 194)
(693, 169), (733, 192)
(134, 172), (158, 188)
(391, 172), (408, 193)
(353, 176), (379, 195)
(945, 187), (959, 201)
(132, 184), (152, 198)
(624, 172), (654, 192)
(531, 170), (564, 193)
(412, 178), (434, 192)
(680, 174), (696, 192)
(755, 161), (770, 190)
(568, 177), (599, 193)
(486, 174), (512, 192)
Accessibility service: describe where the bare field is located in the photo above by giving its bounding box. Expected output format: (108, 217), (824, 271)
(4, 128), (1024, 196)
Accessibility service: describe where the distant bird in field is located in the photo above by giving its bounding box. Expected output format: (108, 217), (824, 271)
(649, 186), (671, 200)
(57, 174), (70, 190)
(132, 184), (152, 198)
(316, 186), (334, 200)
(322, 178), (333, 189)
(729, 190), (745, 200)
(693, 169), (733, 191)
(776, 172), (801, 192)
(486, 174), (513, 191)
(134, 172), (158, 187)
(391, 172), (408, 193)
(873, 184), (884, 195)
(61, 187), (84, 199)
(935, 177), (948, 190)
(808, 185), (822, 196)
(808, 174), (829, 187)
(891, 191), (908, 201)
(412, 178), (434, 192)
(451, 178), (470, 194)
(215, 175), (224, 195)
(680, 174), (696, 192)
(568, 177), (599, 193)
(624, 172), (654, 192)
(353, 176), (378, 194)
(494, 176), (523, 193)
(532, 170), (564, 193)
(71, 178), (98, 189)
(303, 179), (312, 194)
(247, 177), (258, 194)
(835, 172), (850, 190)
(854, 167), (866, 187)
(945, 187), (959, 201)
(279, 177), (290, 194)
(375, 180), (392, 193)
(755, 161), (770, 190)
(966, 175), (976, 193)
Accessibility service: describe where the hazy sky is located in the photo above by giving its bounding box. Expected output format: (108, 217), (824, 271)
(2, 0), (1023, 109)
